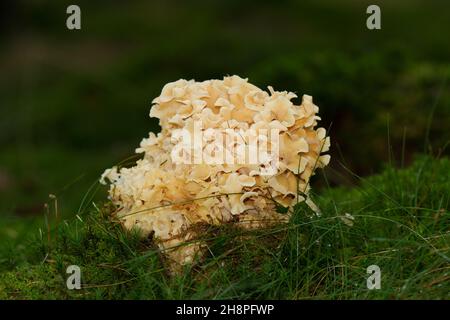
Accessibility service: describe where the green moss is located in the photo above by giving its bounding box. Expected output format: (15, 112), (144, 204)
(0, 155), (449, 299)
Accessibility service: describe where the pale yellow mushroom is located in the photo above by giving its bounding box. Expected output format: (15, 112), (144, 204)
(100, 76), (330, 271)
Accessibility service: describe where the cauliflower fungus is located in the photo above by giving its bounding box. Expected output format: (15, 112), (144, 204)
(100, 75), (330, 270)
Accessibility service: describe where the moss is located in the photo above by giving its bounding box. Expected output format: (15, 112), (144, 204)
(0, 155), (449, 299)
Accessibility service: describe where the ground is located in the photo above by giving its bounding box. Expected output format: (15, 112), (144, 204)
(0, 155), (448, 299)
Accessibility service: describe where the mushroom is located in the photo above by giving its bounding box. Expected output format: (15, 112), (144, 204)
(100, 76), (330, 272)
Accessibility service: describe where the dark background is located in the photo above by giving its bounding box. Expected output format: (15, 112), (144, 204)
(0, 0), (449, 236)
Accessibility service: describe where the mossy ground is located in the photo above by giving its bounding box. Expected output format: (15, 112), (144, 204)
(0, 155), (448, 299)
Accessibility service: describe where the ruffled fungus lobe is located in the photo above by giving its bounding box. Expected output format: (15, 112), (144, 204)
(100, 76), (330, 271)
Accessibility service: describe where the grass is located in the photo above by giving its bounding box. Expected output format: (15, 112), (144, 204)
(0, 154), (448, 299)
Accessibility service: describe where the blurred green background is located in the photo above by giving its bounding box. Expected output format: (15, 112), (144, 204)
(0, 0), (449, 245)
